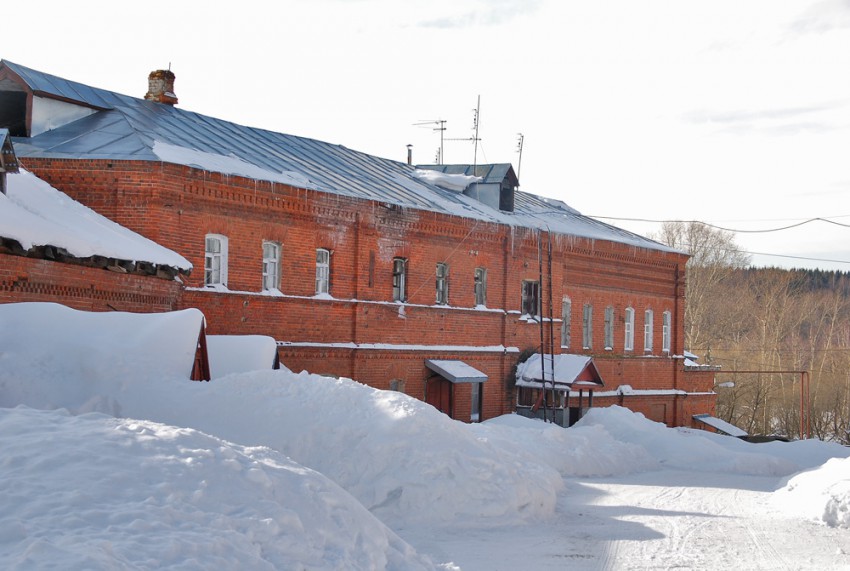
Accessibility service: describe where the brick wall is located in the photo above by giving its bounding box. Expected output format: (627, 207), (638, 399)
(0, 253), (182, 313)
(21, 157), (713, 426)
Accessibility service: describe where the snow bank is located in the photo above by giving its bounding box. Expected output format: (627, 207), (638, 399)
(206, 334), (281, 378)
(0, 169), (191, 270)
(477, 413), (659, 477)
(0, 303), (203, 413)
(0, 302), (562, 527)
(575, 406), (839, 477)
(775, 456), (850, 528)
(0, 406), (433, 570)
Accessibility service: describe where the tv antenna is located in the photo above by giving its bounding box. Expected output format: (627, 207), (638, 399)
(444, 96), (483, 171)
(413, 119), (446, 165)
(516, 133), (524, 184)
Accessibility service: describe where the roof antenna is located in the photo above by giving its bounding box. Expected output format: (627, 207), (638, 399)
(413, 119), (446, 165)
(516, 133), (524, 185)
(472, 95), (481, 174)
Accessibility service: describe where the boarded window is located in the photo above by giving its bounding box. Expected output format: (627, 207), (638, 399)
(582, 304), (593, 349)
(474, 267), (487, 306)
(604, 305), (614, 350)
(436, 262), (449, 305)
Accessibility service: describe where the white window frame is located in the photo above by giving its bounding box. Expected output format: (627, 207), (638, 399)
(262, 241), (281, 292)
(644, 309), (654, 352)
(315, 248), (330, 295)
(521, 280), (540, 317)
(582, 303), (593, 349)
(204, 234), (228, 288)
(436, 262), (449, 305)
(561, 296), (572, 348)
(662, 310), (672, 353)
(624, 307), (635, 351)
(474, 267), (487, 307)
(604, 305), (614, 350)
(392, 257), (407, 302)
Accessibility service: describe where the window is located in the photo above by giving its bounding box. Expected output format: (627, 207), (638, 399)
(435, 262), (449, 305)
(521, 280), (540, 317)
(644, 309), (654, 352)
(561, 297), (572, 347)
(471, 382), (482, 423)
(582, 304), (593, 349)
(315, 248), (330, 294)
(662, 310), (672, 353)
(392, 257), (407, 302)
(624, 307), (635, 351)
(204, 234), (228, 287)
(389, 379), (406, 393)
(474, 267), (487, 307)
(604, 306), (615, 350)
(262, 241), (281, 291)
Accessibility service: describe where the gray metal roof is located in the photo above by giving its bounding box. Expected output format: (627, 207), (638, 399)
(3, 60), (680, 255)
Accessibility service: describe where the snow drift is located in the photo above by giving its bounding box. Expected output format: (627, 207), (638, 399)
(0, 406), (432, 570)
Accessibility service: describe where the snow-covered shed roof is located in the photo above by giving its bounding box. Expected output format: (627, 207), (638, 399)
(0, 168), (191, 271)
(515, 354), (604, 389)
(425, 359), (488, 383)
(2, 60), (680, 254)
(693, 414), (748, 438)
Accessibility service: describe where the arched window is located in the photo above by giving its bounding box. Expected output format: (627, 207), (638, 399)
(604, 305), (615, 350)
(392, 257), (407, 302)
(582, 304), (593, 349)
(262, 241), (281, 291)
(561, 297), (572, 347)
(315, 248), (330, 294)
(474, 267), (487, 307)
(624, 307), (635, 351)
(644, 309), (654, 352)
(436, 262), (449, 305)
(204, 234), (228, 287)
(662, 310), (672, 353)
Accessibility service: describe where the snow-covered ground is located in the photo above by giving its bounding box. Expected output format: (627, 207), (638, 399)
(2, 302), (850, 570)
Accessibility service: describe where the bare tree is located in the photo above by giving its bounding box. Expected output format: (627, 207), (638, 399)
(652, 221), (750, 354)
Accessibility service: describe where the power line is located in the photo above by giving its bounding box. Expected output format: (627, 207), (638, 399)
(587, 215), (850, 233)
(739, 250), (850, 266)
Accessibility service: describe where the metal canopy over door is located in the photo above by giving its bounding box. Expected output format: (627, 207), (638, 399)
(424, 359), (488, 420)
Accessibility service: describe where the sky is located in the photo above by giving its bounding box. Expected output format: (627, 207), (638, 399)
(5, 0), (850, 270)
(3, 301), (850, 569)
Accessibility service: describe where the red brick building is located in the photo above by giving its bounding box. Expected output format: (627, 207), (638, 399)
(0, 60), (716, 426)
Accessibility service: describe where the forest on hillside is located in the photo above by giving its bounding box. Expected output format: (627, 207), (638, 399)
(655, 222), (850, 443)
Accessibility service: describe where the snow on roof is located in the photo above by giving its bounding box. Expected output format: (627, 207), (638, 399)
(206, 335), (280, 379)
(693, 414), (749, 437)
(411, 169), (482, 192)
(516, 353), (603, 387)
(424, 359), (487, 383)
(152, 140), (319, 190)
(0, 169), (192, 270)
(5, 60), (682, 255)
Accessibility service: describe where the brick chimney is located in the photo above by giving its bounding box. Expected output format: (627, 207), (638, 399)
(144, 69), (178, 105)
